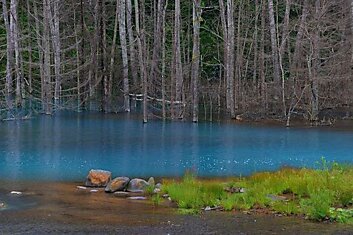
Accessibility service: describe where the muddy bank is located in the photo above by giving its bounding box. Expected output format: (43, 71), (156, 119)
(0, 181), (352, 234)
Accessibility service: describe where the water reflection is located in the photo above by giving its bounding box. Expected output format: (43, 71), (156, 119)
(0, 112), (353, 181)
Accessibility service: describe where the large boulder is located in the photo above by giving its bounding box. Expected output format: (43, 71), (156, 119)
(105, 177), (130, 193)
(126, 178), (149, 193)
(85, 169), (112, 187)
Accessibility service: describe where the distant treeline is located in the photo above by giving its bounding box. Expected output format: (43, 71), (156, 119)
(0, 0), (352, 124)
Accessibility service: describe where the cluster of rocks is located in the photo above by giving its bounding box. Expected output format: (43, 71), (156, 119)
(81, 169), (161, 199)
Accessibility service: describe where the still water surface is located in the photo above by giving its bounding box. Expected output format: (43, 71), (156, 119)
(0, 112), (352, 181)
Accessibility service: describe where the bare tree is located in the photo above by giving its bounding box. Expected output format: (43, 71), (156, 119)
(191, 0), (201, 122)
(118, 0), (130, 112)
(174, 0), (183, 118)
(2, 0), (13, 109)
(267, 0), (280, 85)
(48, 0), (61, 106)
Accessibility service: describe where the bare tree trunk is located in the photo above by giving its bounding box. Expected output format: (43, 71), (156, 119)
(134, 0), (148, 123)
(10, 0), (22, 107)
(278, 0), (291, 116)
(33, 1), (44, 111)
(48, 0), (61, 107)
(267, 0), (280, 85)
(286, 0), (308, 126)
(227, 0), (235, 118)
(88, 0), (99, 108)
(74, 8), (81, 111)
(253, 0), (259, 83)
(26, 0), (33, 111)
(191, 0), (201, 122)
(126, 0), (138, 92)
(108, 0), (119, 111)
(43, 0), (52, 114)
(118, 0), (130, 112)
(219, 0), (228, 111)
(2, 0), (13, 109)
(150, 0), (164, 99)
(310, 0), (320, 121)
(161, 0), (168, 119)
(101, 0), (108, 112)
(174, 0), (183, 118)
(260, 0), (267, 110)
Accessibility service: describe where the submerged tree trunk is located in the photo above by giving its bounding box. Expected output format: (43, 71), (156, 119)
(150, 0), (164, 99)
(174, 0), (183, 118)
(108, 0), (119, 111)
(118, 0), (130, 112)
(2, 0), (13, 110)
(49, 0), (61, 107)
(191, 0), (201, 123)
(126, 0), (138, 92)
(227, 0), (235, 118)
(10, 0), (22, 107)
(219, 0), (229, 110)
(43, 0), (52, 114)
(161, 0), (168, 120)
(134, 0), (148, 123)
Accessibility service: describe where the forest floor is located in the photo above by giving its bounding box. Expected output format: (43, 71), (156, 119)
(0, 181), (352, 234)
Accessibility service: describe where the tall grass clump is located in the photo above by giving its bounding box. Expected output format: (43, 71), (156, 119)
(163, 172), (225, 210)
(159, 163), (353, 223)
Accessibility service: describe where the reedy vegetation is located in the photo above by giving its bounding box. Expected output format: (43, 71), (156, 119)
(161, 161), (353, 223)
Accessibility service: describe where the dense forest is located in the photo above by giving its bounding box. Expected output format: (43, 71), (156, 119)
(1, 0), (352, 124)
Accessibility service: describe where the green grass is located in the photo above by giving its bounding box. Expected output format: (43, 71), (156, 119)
(159, 160), (353, 223)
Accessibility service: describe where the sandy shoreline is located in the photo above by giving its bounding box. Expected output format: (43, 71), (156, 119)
(0, 181), (352, 234)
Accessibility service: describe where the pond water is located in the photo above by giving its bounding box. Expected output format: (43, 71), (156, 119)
(0, 112), (353, 181)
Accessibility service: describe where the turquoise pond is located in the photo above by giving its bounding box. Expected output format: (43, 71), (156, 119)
(0, 112), (353, 181)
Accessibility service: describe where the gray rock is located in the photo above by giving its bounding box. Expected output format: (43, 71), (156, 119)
(126, 178), (149, 193)
(127, 196), (147, 200)
(114, 192), (131, 198)
(105, 177), (130, 193)
(85, 169), (112, 187)
(76, 186), (87, 190)
(153, 188), (161, 193)
(155, 183), (162, 189)
(147, 177), (155, 186)
(267, 194), (287, 201)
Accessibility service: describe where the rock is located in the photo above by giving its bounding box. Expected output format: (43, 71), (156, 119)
(114, 192), (131, 198)
(85, 169), (112, 187)
(224, 186), (246, 194)
(76, 186), (87, 190)
(236, 114), (243, 121)
(147, 177), (155, 186)
(204, 206), (212, 211)
(90, 189), (99, 193)
(10, 191), (22, 195)
(162, 194), (169, 198)
(105, 177), (130, 193)
(155, 183), (162, 189)
(267, 194), (287, 201)
(126, 178), (149, 193)
(153, 188), (161, 194)
(127, 196), (147, 200)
